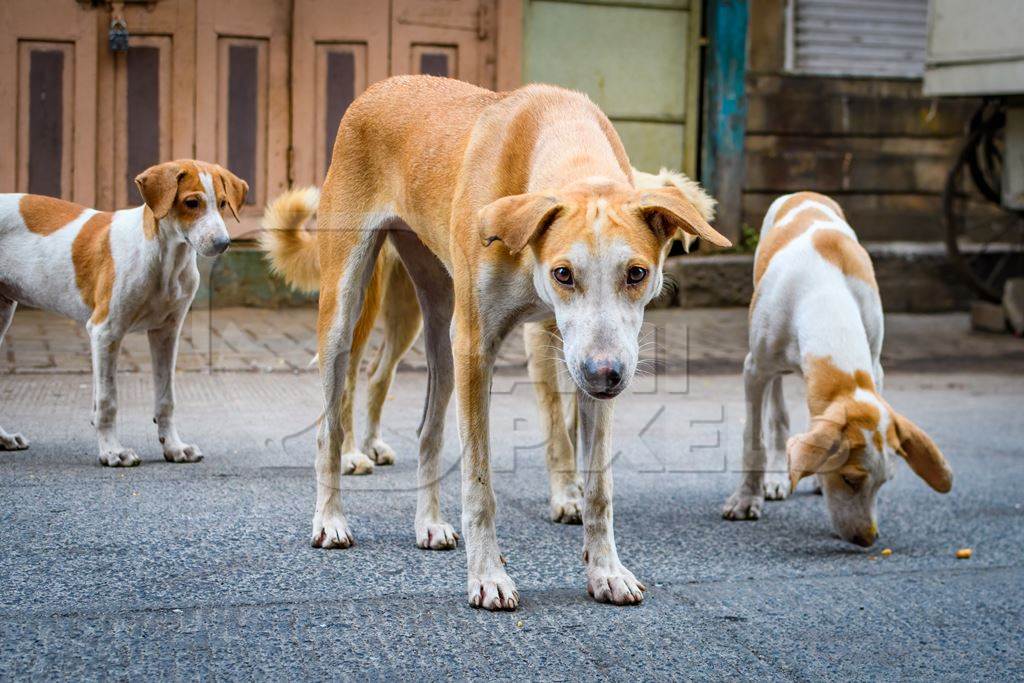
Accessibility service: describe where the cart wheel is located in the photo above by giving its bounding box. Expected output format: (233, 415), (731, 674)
(943, 99), (1024, 302)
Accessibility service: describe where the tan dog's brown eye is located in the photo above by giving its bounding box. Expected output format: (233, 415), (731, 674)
(551, 267), (574, 286)
(627, 266), (647, 285)
(219, 199), (227, 209)
(841, 474), (864, 490)
(184, 198), (200, 210)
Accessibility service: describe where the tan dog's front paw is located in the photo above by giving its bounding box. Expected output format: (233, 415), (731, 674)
(99, 448), (141, 467)
(416, 520), (459, 550)
(311, 513), (354, 549)
(364, 438), (395, 466)
(0, 432), (29, 451)
(163, 443), (203, 464)
(549, 481), (583, 524)
(722, 491), (764, 520)
(763, 473), (790, 500)
(468, 571), (519, 611)
(341, 451), (375, 475)
(587, 564), (645, 605)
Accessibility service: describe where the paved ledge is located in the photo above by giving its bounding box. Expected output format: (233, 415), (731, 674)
(2, 307), (1020, 377)
(665, 241), (988, 312)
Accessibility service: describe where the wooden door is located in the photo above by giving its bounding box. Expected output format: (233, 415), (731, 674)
(290, 1), (390, 188)
(196, 0), (291, 238)
(390, 0), (497, 86)
(0, 0), (98, 204)
(95, 0), (196, 210)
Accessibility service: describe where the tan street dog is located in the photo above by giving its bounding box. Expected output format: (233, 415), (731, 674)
(260, 168), (715, 528)
(0, 160), (247, 466)
(721, 191), (952, 546)
(266, 75), (729, 610)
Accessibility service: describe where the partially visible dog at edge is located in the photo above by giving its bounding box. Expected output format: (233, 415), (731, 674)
(260, 168), (715, 529)
(0, 160), (247, 466)
(259, 74), (730, 610)
(721, 191), (952, 546)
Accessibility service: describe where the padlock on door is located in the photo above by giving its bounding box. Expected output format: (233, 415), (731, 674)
(108, 16), (129, 52)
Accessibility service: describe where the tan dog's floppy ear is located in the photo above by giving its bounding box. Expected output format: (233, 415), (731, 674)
(893, 413), (953, 493)
(787, 402), (848, 492)
(216, 165), (249, 222)
(135, 162), (185, 220)
(478, 193), (562, 255)
(635, 188), (732, 248)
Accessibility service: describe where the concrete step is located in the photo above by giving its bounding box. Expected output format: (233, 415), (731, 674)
(662, 242), (983, 313)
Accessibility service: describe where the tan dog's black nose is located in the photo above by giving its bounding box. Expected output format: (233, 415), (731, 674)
(582, 357), (624, 399)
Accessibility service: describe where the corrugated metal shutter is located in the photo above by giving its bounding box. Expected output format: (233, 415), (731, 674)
(789, 0), (928, 78)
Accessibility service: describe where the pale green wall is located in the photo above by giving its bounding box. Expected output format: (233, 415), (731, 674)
(523, 0), (696, 174)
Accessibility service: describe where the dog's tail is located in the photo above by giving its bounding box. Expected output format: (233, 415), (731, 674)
(259, 186), (322, 293)
(633, 167), (717, 254)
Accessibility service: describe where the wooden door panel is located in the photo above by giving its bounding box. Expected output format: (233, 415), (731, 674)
(95, 0), (195, 210)
(291, 0), (388, 188)
(391, 0), (496, 87)
(197, 0), (290, 238)
(0, 1), (97, 203)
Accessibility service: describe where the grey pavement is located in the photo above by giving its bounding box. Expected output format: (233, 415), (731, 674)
(1, 362), (1022, 679)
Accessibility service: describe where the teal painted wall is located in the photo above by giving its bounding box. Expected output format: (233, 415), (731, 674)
(523, 0), (699, 174)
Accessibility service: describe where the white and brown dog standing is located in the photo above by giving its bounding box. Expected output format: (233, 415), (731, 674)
(0, 160), (247, 466)
(260, 167), (715, 529)
(722, 191), (952, 546)
(269, 75), (729, 610)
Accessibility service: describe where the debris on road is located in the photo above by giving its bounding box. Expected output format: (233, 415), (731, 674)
(956, 548), (973, 559)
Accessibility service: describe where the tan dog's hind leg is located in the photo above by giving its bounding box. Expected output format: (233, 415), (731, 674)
(579, 394), (645, 605)
(389, 230), (457, 550)
(722, 353), (770, 519)
(311, 199), (388, 549)
(0, 297), (29, 451)
(762, 375), (791, 500)
(361, 253), (422, 466)
(337, 255), (387, 476)
(524, 320), (583, 524)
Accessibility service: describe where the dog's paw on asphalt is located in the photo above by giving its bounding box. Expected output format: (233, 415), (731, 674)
(586, 563), (646, 605)
(364, 438), (395, 466)
(99, 447), (141, 467)
(416, 520), (459, 550)
(763, 473), (790, 500)
(311, 513), (355, 549)
(341, 450), (375, 475)
(550, 481), (584, 524)
(0, 432), (29, 451)
(163, 443), (203, 464)
(468, 571), (519, 611)
(722, 491), (764, 520)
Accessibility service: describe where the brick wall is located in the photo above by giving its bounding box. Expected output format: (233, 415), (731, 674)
(742, 0), (980, 242)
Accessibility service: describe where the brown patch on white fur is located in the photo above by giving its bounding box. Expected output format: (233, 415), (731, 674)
(811, 229), (877, 289)
(135, 160), (248, 225)
(790, 355), (952, 493)
(71, 212), (116, 324)
(19, 195), (84, 235)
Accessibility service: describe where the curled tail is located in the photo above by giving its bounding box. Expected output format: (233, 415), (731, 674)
(259, 187), (321, 292)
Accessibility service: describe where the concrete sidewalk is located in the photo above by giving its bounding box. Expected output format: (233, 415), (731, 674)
(3, 306), (1022, 376)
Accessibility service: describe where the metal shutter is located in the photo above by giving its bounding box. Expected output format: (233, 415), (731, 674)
(789, 0), (928, 78)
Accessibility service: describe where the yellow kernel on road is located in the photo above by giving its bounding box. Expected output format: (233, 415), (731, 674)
(516, 620), (524, 628)
(881, 548), (892, 556)
(956, 548), (973, 559)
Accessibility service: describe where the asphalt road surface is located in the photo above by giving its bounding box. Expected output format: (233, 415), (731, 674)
(1, 369), (1022, 680)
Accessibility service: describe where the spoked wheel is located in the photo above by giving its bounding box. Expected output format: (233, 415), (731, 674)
(943, 98), (1024, 302)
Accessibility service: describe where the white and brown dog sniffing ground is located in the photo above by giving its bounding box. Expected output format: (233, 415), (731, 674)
(0, 160), (247, 466)
(260, 167), (716, 529)
(267, 75), (729, 610)
(722, 191), (952, 546)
